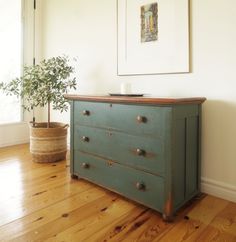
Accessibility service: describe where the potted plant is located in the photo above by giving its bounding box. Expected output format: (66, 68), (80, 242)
(0, 56), (77, 162)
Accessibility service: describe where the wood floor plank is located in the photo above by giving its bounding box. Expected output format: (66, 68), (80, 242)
(0, 169), (69, 202)
(0, 179), (93, 227)
(92, 209), (161, 242)
(0, 144), (235, 242)
(84, 194), (203, 242)
(84, 205), (151, 241)
(0, 161), (67, 192)
(194, 202), (236, 242)
(44, 197), (137, 242)
(0, 186), (108, 241)
(154, 196), (229, 242)
(9, 193), (118, 242)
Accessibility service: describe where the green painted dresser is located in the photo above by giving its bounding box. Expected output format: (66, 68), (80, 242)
(65, 95), (206, 221)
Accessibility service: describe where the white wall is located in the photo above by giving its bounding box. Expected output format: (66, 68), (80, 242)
(41, 0), (236, 202)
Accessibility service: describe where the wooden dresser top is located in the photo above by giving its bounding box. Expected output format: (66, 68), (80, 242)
(64, 94), (206, 105)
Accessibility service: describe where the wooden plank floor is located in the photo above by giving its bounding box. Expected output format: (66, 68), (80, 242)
(0, 144), (235, 242)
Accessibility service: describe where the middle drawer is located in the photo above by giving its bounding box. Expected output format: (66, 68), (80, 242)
(74, 125), (165, 176)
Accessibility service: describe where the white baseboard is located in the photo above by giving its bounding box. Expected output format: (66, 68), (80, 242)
(0, 122), (30, 148)
(201, 177), (236, 203)
(0, 139), (29, 148)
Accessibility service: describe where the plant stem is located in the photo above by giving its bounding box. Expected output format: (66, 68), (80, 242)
(47, 101), (50, 128)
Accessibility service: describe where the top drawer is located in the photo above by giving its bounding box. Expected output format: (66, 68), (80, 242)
(74, 101), (171, 137)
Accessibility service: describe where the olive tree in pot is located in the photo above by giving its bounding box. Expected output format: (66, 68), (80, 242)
(0, 56), (77, 162)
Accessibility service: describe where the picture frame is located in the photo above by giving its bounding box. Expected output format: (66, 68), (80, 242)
(117, 0), (190, 75)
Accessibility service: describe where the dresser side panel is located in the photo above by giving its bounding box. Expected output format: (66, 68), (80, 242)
(172, 118), (186, 209)
(172, 104), (201, 210)
(70, 101), (75, 175)
(186, 116), (199, 198)
(162, 108), (174, 216)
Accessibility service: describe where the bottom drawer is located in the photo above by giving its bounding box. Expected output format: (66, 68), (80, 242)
(73, 151), (165, 212)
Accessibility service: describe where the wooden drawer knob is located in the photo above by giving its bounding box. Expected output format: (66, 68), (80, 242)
(82, 136), (90, 142)
(136, 148), (146, 156)
(136, 182), (146, 191)
(82, 110), (90, 116)
(82, 163), (90, 169)
(136, 115), (147, 123)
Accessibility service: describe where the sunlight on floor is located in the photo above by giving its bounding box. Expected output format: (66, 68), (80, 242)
(0, 160), (24, 219)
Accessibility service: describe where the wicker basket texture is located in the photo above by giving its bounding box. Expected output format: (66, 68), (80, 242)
(29, 122), (68, 163)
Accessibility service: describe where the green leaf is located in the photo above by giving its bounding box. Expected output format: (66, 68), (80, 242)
(0, 55), (78, 126)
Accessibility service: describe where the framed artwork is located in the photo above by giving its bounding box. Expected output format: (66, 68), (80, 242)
(117, 0), (190, 75)
(141, 3), (158, 43)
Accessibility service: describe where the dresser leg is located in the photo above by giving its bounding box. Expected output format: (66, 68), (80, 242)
(163, 192), (174, 222)
(162, 213), (174, 222)
(71, 174), (79, 179)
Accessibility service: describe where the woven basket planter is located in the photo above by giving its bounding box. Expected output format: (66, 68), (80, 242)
(29, 122), (69, 163)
